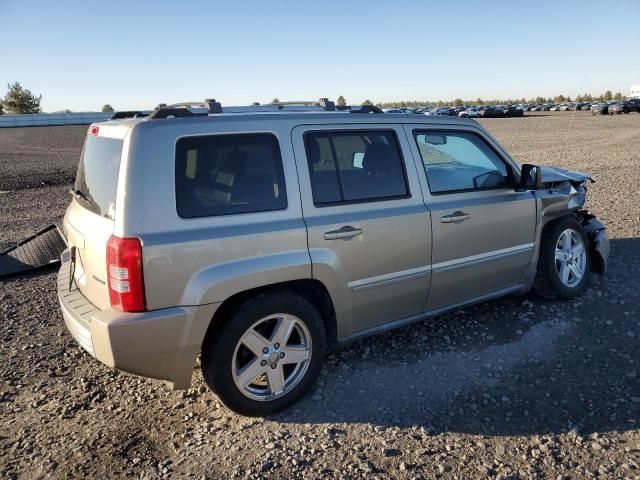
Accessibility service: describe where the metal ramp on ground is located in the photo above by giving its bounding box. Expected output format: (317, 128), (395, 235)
(0, 225), (67, 279)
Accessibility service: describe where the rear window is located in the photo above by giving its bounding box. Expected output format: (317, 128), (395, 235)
(74, 136), (124, 218)
(175, 133), (287, 218)
(304, 130), (408, 205)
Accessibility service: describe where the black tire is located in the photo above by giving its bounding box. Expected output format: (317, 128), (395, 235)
(201, 291), (327, 416)
(534, 217), (591, 299)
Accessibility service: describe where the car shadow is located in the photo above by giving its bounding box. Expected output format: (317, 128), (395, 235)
(274, 237), (640, 437)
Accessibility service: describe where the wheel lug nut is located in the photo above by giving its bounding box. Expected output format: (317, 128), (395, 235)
(260, 360), (267, 366)
(280, 352), (285, 358)
(262, 347), (269, 354)
(270, 364), (277, 369)
(274, 343), (280, 350)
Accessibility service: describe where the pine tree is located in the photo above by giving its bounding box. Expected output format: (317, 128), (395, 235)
(336, 95), (346, 106)
(2, 82), (42, 114)
(101, 104), (114, 112)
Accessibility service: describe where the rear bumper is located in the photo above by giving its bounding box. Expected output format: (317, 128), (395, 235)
(57, 251), (218, 389)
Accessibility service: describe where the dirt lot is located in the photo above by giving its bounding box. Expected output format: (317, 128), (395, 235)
(1, 112), (639, 480)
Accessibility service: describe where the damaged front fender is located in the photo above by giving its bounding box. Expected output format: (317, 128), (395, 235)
(535, 165), (609, 275)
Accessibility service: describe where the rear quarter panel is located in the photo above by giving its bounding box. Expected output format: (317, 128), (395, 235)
(120, 120), (310, 310)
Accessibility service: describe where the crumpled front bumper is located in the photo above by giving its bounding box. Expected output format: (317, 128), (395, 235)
(581, 214), (610, 274)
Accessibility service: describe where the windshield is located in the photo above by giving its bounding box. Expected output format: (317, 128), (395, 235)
(73, 136), (123, 218)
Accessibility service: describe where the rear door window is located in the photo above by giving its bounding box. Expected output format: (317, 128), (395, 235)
(74, 136), (124, 218)
(175, 133), (287, 218)
(304, 130), (409, 205)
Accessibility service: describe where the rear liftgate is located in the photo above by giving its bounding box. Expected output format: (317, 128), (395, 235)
(0, 225), (67, 279)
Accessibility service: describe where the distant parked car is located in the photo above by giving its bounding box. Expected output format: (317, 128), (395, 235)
(506, 106), (524, 117)
(608, 99), (640, 114)
(434, 107), (455, 116)
(559, 104), (573, 111)
(591, 103), (610, 115)
(458, 108), (481, 118)
(480, 106), (505, 118)
(384, 109), (405, 114)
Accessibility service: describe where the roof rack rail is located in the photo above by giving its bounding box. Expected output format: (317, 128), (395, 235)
(269, 98), (335, 111)
(146, 97), (382, 119)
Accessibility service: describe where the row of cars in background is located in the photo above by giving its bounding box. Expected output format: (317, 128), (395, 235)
(591, 99), (640, 115)
(383, 105), (525, 118)
(383, 98), (640, 118)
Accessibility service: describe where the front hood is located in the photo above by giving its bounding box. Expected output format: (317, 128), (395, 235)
(536, 165), (593, 212)
(540, 165), (593, 184)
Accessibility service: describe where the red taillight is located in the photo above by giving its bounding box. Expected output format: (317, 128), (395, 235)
(106, 236), (146, 312)
(88, 125), (99, 136)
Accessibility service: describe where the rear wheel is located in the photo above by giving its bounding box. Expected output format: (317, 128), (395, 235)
(201, 291), (326, 416)
(535, 217), (591, 299)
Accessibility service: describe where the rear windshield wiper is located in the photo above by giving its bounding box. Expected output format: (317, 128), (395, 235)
(70, 188), (92, 204)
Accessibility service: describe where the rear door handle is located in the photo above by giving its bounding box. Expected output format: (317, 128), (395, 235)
(324, 226), (363, 240)
(440, 211), (471, 223)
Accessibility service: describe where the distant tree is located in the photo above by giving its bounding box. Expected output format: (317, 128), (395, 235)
(575, 94), (583, 102)
(336, 95), (346, 106)
(566, 96), (572, 102)
(476, 98), (483, 105)
(361, 99), (373, 106)
(613, 92), (623, 101)
(0, 102), (3, 115)
(553, 94), (566, 103)
(63, 109), (72, 113)
(603, 90), (613, 101)
(101, 104), (114, 112)
(584, 93), (593, 102)
(453, 98), (463, 106)
(2, 82), (42, 114)
(271, 98), (280, 104)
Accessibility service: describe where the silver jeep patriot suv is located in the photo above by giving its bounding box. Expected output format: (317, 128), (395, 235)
(58, 98), (609, 416)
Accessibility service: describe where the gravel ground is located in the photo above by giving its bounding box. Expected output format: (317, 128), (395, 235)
(1, 113), (639, 480)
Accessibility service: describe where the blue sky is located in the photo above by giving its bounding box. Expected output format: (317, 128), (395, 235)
(2, 0), (639, 111)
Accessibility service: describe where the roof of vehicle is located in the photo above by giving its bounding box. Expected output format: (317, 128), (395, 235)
(99, 109), (482, 130)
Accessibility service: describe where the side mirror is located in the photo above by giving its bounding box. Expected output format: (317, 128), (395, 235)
(517, 164), (542, 191)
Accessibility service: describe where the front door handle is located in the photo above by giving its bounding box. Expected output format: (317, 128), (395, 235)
(440, 211), (471, 224)
(324, 226), (363, 240)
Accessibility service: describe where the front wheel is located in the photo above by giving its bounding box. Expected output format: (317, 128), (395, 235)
(201, 291), (327, 416)
(535, 217), (591, 299)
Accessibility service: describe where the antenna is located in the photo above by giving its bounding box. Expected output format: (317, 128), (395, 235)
(559, 73), (587, 161)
